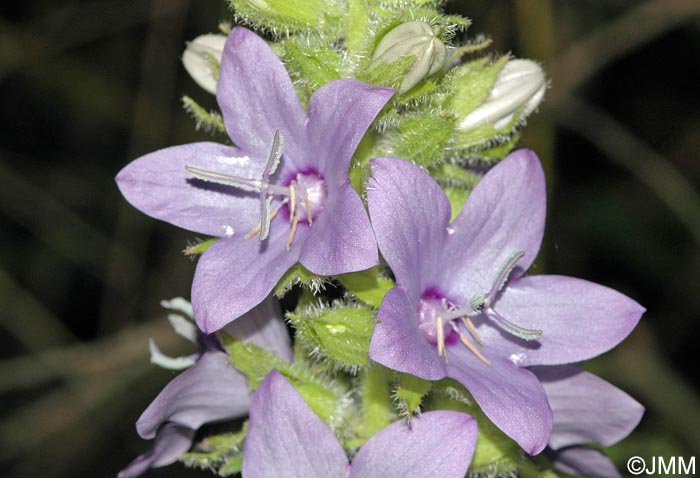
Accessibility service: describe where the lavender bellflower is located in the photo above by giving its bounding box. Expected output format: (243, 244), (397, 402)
(242, 370), (477, 478)
(366, 152), (644, 454)
(116, 27), (394, 332)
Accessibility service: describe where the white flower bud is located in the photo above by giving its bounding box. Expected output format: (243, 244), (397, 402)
(182, 34), (227, 95)
(457, 59), (546, 132)
(370, 21), (447, 93)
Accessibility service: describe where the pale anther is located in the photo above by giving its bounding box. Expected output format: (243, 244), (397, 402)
(459, 333), (491, 366)
(289, 181), (297, 222)
(303, 189), (313, 225)
(287, 215), (299, 251)
(460, 316), (483, 346)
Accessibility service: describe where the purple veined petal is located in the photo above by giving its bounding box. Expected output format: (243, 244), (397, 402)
(115, 142), (262, 237)
(217, 27), (307, 166)
(446, 347), (552, 455)
(440, 149), (546, 302)
(223, 295), (293, 362)
(369, 287), (447, 381)
(350, 411), (477, 478)
(192, 225), (307, 333)
(135, 350), (249, 439)
(533, 365), (644, 449)
(550, 446), (621, 478)
(299, 181), (378, 276)
(119, 424), (195, 478)
(242, 370), (349, 478)
(479, 275), (644, 367)
(367, 157), (452, 300)
(307, 80), (394, 183)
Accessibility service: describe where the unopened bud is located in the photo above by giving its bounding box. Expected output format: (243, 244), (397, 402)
(370, 21), (447, 93)
(457, 59), (545, 132)
(182, 34), (227, 95)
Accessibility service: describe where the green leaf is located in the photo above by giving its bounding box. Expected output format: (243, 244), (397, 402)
(274, 263), (326, 298)
(228, 0), (341, 36)
(280, 41), (344, 103)
(222, 336), (339, 426)
(345, 0), (371, 59)
(360, 365), (393, 437)
(394, 372), (431, 417)
(183, 237), (217, 257)
(337, 266), (394, 308)
(383, 110), (455, 167)
(180, 424), (248, 475)
(182, 96), (225, 134)
(287, 302), (376, 372)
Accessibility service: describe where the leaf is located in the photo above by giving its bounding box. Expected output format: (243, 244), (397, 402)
(337, 266), (394, 308)
(273, 263), (326, 298)
(287, 302), (376, 372)
(394, 372), (431, 417)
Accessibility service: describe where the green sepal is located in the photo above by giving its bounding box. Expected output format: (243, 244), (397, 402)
(182, 96), (226, 134)
(287, 301), (376, 372)
(382, 110), (455, 168)
(227, 0), (341, 36)
(222, 335), (339, 426)
(344, 0), (371, 59)
(427, 379), (521, 475)
(445, 56), (507, 118)
(360, 55), (415, 91)
(179, 423), (248, 476)
(358, 365), (394, 439)
(279, 40), (344, 104)
(183, 237), (218, 257)
(337, 266), (394, 308)
(274, 263), (326, 298)
(394, 372), (431, 417)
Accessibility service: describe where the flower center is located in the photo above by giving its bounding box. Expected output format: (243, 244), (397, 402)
(417, 251), (543, 366)
(184, 130), (327, 250)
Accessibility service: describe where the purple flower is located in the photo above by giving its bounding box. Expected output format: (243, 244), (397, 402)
(243, 370), (477, 478)
(119, 297), (291, 478)
(366, 152), (644, 454)
(116, 27), (394, 333)
(534, 365), (644, 478)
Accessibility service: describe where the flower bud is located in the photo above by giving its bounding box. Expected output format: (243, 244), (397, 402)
(457, 59), (545, 132)
(370, 21), (447, 93)
(182, 34), (227, 95)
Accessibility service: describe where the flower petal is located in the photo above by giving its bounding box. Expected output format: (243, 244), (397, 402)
(533, 365), (644, 449)
(550, 446), (621, 478)
(441, 149), (546, 302)
(369, 287), (446, 381)
(446, 348), (552, 455)
(350, 411), (477, 478)
(367, 157), (452, 300)
(135, 350), (249, 439)
(192, 225), (307, 333)
(116, 142), (262, 237)
(223, 296), (293, 362)
(307, 80), (394, 182)
(119, 424), (195, 478)
(217, 27), (307, 165)
(480, 275), (644, 366)
(300, 182), (378, 275)
(242, 371), (349, 478)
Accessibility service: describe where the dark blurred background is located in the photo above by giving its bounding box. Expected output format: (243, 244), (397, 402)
(1, 1), (698, 477)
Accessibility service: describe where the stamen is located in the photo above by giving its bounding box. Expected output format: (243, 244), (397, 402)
(303, 189), (313, 225)
(436, 316), (445, 358)
(460, 316), (483, 346)
(459, 333), (491, 366)
(245, 198), (287, 240)
(287, 214), (299, 251)
(487, 307), (542, 341)
(289, 181), (296, 222)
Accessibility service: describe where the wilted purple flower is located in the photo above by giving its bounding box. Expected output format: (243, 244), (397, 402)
(243, 370), (477, 478)
(116, 27), (394, 333)
(534, 365), (644, 478)
(119, 297), (291, 477)
(366, 152), (644, 454)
